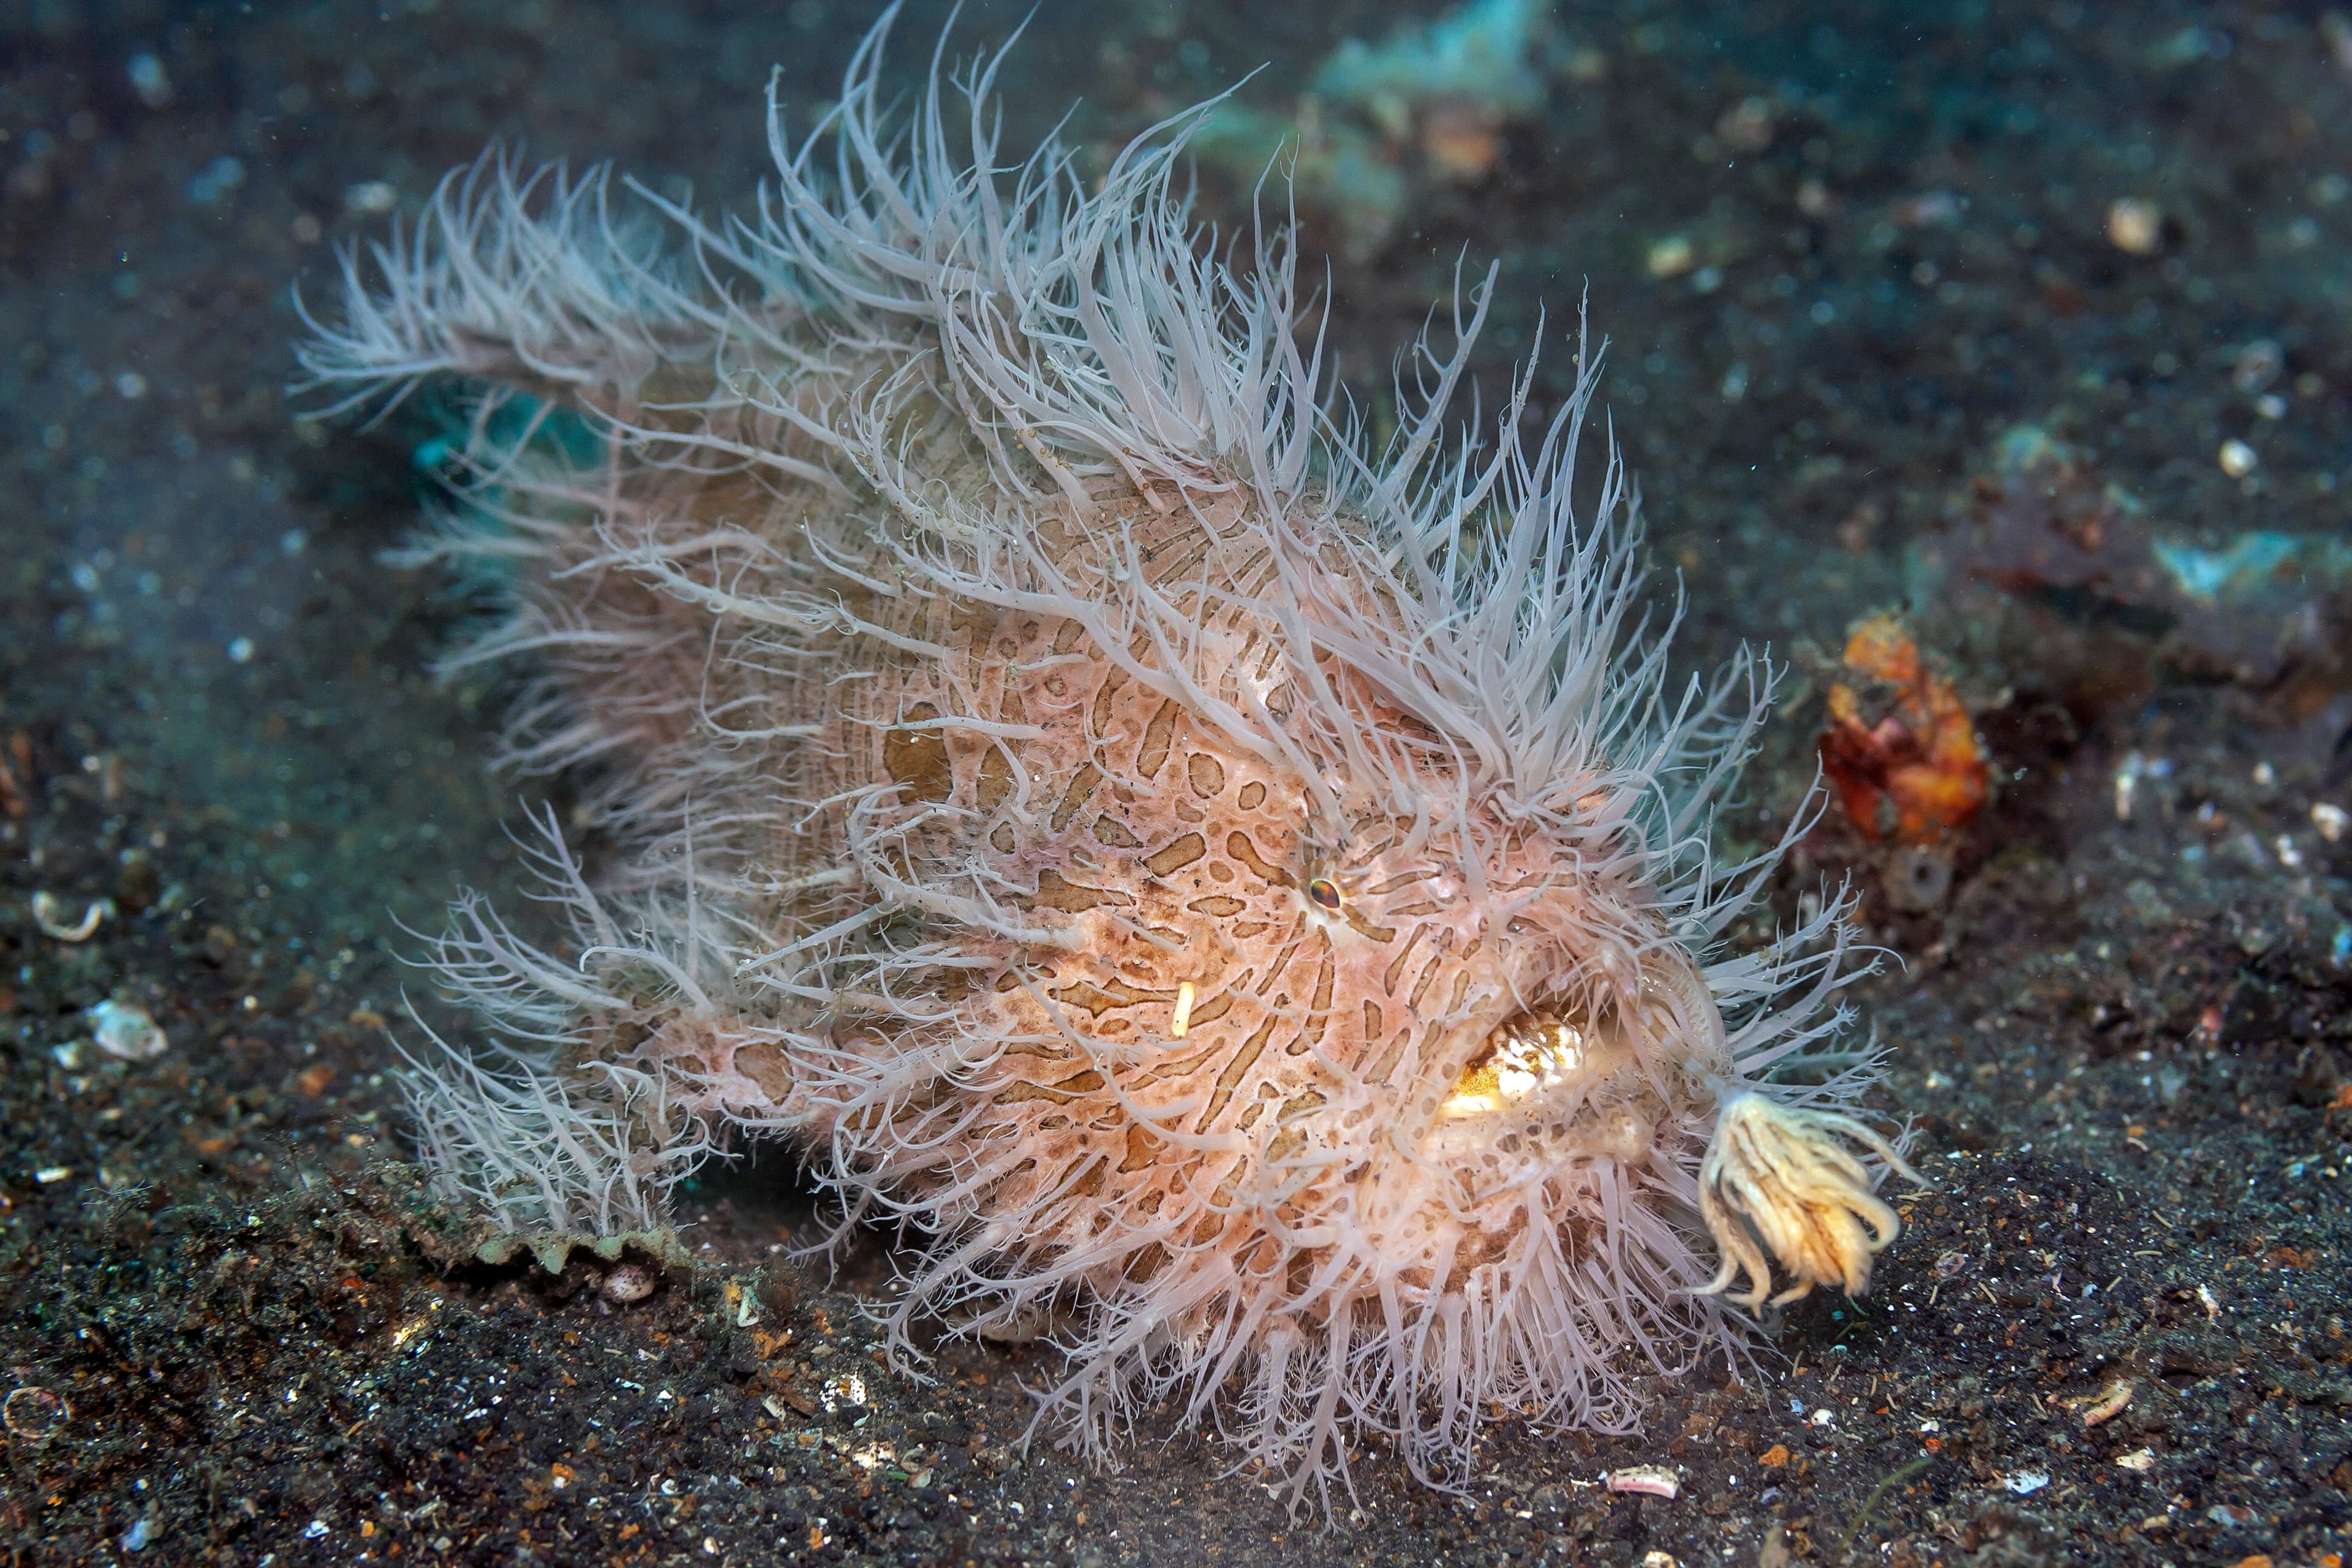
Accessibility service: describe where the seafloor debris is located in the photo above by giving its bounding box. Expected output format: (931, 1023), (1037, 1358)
(598, 1264), (657, 1305)
(88, 998), (170, 1061)
(0, 730), (29, 818)
(2068, 1377), (2135, 1428)
(1604, 1463), (1682, 1499)
(1921, 420), (2352, 710)
(32, 891), (113, 941)
(1817, 611), (1989, 846)
(2, 1385), (69, 1441)
(2105, 196), (2163, 254)
(1187, 0), (1564, 257)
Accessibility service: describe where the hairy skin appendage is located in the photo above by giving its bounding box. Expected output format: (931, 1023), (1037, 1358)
(298, 12), (1921, 1506)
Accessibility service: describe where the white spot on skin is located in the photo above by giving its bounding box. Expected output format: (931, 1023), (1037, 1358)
(1170, 980), (1194, 1038)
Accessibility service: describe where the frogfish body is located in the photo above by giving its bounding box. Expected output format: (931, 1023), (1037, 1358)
(301, 15), (1920, 1502)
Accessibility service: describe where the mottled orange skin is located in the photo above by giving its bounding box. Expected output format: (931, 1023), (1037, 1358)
(661, 486), (1725, 1347)
(1819, 611), (1988, 843)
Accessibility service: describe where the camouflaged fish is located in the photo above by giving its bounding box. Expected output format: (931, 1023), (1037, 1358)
(300, 12), (1919, 1506)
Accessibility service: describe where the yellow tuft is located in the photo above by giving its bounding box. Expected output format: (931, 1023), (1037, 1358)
(1695, 1091), (1924, 1310)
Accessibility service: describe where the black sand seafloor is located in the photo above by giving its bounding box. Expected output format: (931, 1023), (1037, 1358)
(4, 1), (2351, 1564)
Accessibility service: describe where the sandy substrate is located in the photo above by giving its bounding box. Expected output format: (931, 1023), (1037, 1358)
(3, 1), (2348, 1563)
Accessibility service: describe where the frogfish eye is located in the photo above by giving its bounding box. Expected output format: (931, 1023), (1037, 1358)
(1306, 876), (1343, 912)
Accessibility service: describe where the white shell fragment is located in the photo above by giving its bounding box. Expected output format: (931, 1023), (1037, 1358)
(598, 1264), (656, 1304)
(2077, 1378), (2135, 1428)
(89, 1000), (170, 1061)
(32, 892), (113, 942)
(1605, 1464), (1681, 1499)
(2, 1385), (69, 1439)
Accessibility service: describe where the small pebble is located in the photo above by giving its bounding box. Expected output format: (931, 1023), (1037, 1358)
(600, 1264), (657, 1304)
(2106, 198), (2162, 254)
(186, 154), (245, 206)
(2230, 338), (2283, 394)
(820, 1371), (869, 1412)
(2218, 439), (2258, 478)
(3, 1385), (68, 1439)
(1715, 95), (1774, 153)
(1896, 190), (1962, 226)
(89, 1000), (170, 1061)
(127, 52), (173, 110)
(1645, 235), (1695, 279)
